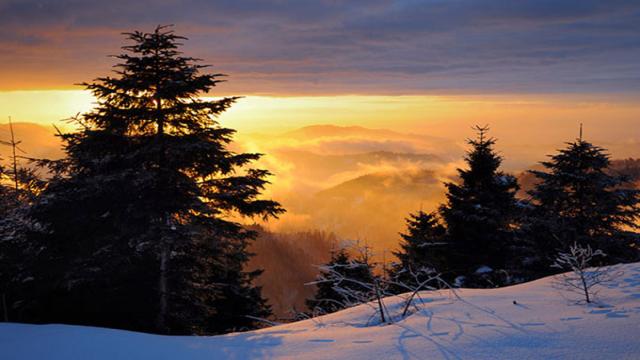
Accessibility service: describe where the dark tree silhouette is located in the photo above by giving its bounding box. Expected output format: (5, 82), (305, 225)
(389, 211), (447, 289)
(306, 246), (376, 315)
(15, 26), (283, 334)
(525, 136), (640, 271)
(440, 126), (521, 287)
(0, 120), (44, 323)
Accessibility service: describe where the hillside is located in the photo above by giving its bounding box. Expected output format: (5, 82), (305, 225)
(248, 229), (336, 318)
(307, 169), (446, 250)
(3, 262), (640, 359)
(271, 150), (442, 182)
(0, 122), (63, 164)
(280, 125), (460, 157)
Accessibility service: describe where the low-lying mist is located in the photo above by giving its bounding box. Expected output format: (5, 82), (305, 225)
(4, 121), (639, 256)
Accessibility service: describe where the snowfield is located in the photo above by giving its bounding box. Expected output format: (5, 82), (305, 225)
(2, 263), (640, 360)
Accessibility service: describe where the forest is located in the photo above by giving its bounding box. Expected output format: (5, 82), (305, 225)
(1, 26), (639, 336)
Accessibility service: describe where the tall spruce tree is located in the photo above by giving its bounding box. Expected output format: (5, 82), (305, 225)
(19, 26), (283, 334)
(526, 137), (640, 272)
(390, 211), (446, 289)
(440, 126), (521, 287)
(306, 246), (376, 314)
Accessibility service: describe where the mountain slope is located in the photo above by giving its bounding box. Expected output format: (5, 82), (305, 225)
(3, 262), (640, 359)
(0, 122), (62, 163)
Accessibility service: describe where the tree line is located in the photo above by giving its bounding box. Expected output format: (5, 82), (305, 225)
(307, 125), (640, 314)
(1, 26), (639, 333)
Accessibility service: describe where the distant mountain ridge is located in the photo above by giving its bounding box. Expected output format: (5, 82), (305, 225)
(316, 168), (441, 199)
(245, 124), (463, 159)
(0, 122), (62, 164)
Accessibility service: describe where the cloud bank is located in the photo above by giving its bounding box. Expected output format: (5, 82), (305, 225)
(2, 0), (640, 94)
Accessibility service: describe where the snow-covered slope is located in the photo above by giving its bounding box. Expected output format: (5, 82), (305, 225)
(2, 263), (640, 360)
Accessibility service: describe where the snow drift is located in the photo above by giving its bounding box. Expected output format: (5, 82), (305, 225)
(2, 262), (640, 360)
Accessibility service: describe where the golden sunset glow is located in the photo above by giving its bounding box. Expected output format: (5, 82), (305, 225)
(6, 89), (637, 251)
(3, 91), (639, 133)
(4, 90), (638, 159)
(0, 90), (94, 130)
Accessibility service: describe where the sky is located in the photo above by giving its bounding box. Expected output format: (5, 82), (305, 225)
(1, 0), (639, 148)
(1, 0), (640, 94)
(1, 0), (639, 250)
(1, 0), (639, 135)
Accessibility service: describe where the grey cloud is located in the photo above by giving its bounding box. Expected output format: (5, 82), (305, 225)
(1, 0), (640, 94)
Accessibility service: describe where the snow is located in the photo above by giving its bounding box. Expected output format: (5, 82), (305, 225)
(3, 262), (640, 360)
(475, 265), (493, 274)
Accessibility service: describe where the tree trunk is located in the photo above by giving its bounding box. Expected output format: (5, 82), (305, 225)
(2, 293), (8, 322)
(374, 281), (386, 323)
(580, 272), (591, 303)
(157, 244), (169, 331)
(153, 42), (169, 332)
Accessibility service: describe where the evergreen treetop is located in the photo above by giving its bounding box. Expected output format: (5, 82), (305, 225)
(390, 211), (446, 289)
(527, 137), (640, 264)
(20, 26), (283, 334)
(440, 126), (521, 286)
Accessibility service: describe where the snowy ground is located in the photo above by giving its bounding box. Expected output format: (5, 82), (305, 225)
(2, 263), (640, 360)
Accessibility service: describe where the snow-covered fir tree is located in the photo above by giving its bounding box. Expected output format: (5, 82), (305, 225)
(389, 211), (446, 290)
(440, 126), (521, 287)
(525, 137), (640, 273)
(306, 246), (376, 315)
(16, 26), (283, 334)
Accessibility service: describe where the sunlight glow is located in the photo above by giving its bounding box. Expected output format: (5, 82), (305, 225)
(1, 90), (639, 149)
